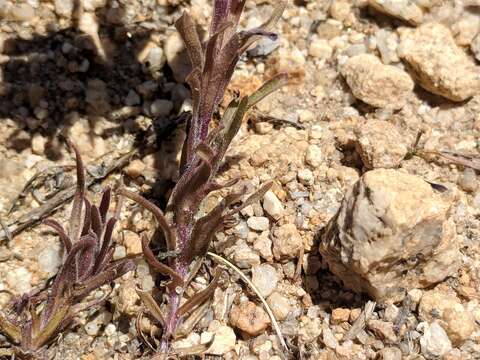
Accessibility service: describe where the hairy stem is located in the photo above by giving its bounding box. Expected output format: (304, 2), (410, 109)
(160, 227), (191, 350)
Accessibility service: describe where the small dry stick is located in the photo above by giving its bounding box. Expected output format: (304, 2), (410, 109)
(344, 301), (376, 342)
(0, 149), (135, 242)
(207, 251), (289, 352)
(294, 244), (304, 283)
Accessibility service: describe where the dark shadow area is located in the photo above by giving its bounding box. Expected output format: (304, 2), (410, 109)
(412, 84), (469, 108)
(0, 0), (184, 161)
(357, 5), (415, 29)
(307, 226), (367, 309)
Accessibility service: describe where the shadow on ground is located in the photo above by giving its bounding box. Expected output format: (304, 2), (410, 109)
(0, 0), (183, 160)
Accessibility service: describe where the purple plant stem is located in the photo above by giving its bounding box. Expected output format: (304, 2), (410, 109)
(159, 225), (192, 351)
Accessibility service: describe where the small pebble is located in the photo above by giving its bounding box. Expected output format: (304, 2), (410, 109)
(420, 321), (452, 358)
(6, 267), (32, 294)
(331, 308), (351, 324)
(273, 224), (303, 261)
(229, 301), (270, 336)
(262, 191), (284, 220)
(305, 144), (323, 167)
(458, 168), (477, 192)
(252, 264), (278, 297)
(298, 169), (314, 185)
(266, 292), (291, 321)
(10, 3), (35, 21)
(125, 90), (141, 106)
(247, 216), (270, 232)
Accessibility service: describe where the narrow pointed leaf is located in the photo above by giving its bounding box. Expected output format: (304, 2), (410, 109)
(177, 269), (222, 318)
(21, 320), (33, 350)
(190, 194), (241, 258)
(176, 12), (204, 71)
(90, 205), (103, 241)
(261, 0), (287, 31)
(136, 289), (165, 327)
(247, 73), (288, 108)
(211, 0), (229, 35)
(77, 234), (97, 281)
(118, 189), (176, 252)
(33, 304), (69, 349)
(43, 219), (72, 253)
(141, 234), (184, 287)
(67, 141), (85, 243)
(0, 313), (21, 343)
(93, 217), (117, 274)
(228, 181), (273, 216)
(99, 188), (111, 223)
(74, 259), (136, 298)
(81, 198), (92, 237)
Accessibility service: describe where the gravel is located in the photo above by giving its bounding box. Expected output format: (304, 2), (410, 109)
(1, 0), (480, 359)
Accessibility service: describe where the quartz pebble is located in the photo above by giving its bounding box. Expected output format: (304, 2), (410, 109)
(420, 321), (452, 358)
(458, 168), (477, 192)
(367, 320), (397, 342)
(419, 289), (477, 346)
(123, 230), (142, 256)
(6, 267), (32, 294)
(378, 347), (402, 360)
(201, 323), (236, 355)
(54, 0), (73, 17)
(298, 168), (314, 185)
(266, 292), (291, 321)
(262, 191), (284, 220)
(308, 39), (333, 60)
(247, 216), (269, 232)
(305, 144), (323, 167)
(251, 264), (278, 297)
(232, 241), (261, 268)
(331, 308), (350, 324)
(38, 245), (61, 275)
(10, 3), (35, 21)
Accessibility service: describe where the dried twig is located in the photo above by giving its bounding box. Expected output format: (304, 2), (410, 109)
(344, 301), (376, 342)
(207, 251), (289, 352)
(419, 149), (480, 172)
(0, 149), (135, 242)
(407, 130), (480, 171)
(394, 295), (412, 333)
(250, 109), (305, 130)
(294, 244), (304, 283)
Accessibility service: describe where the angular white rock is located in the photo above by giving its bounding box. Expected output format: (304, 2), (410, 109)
(320, 169), (461, 302)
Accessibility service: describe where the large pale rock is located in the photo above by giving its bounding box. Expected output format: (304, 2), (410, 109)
(398, 23), (480, 101)
(342, 54), (414, 110)
(320, 169), (461, 301)
(368, 0), (423, 25)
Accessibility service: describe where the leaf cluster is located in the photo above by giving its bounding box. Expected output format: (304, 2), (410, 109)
(120, 0), (287, 353)
(0, 1), (287, 357)
(0, 143), (135, 359)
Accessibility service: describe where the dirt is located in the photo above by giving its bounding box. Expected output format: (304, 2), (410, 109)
(0, 0), (479, 359)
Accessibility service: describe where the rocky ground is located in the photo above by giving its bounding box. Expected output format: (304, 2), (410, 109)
(0, 0), (480, 359)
